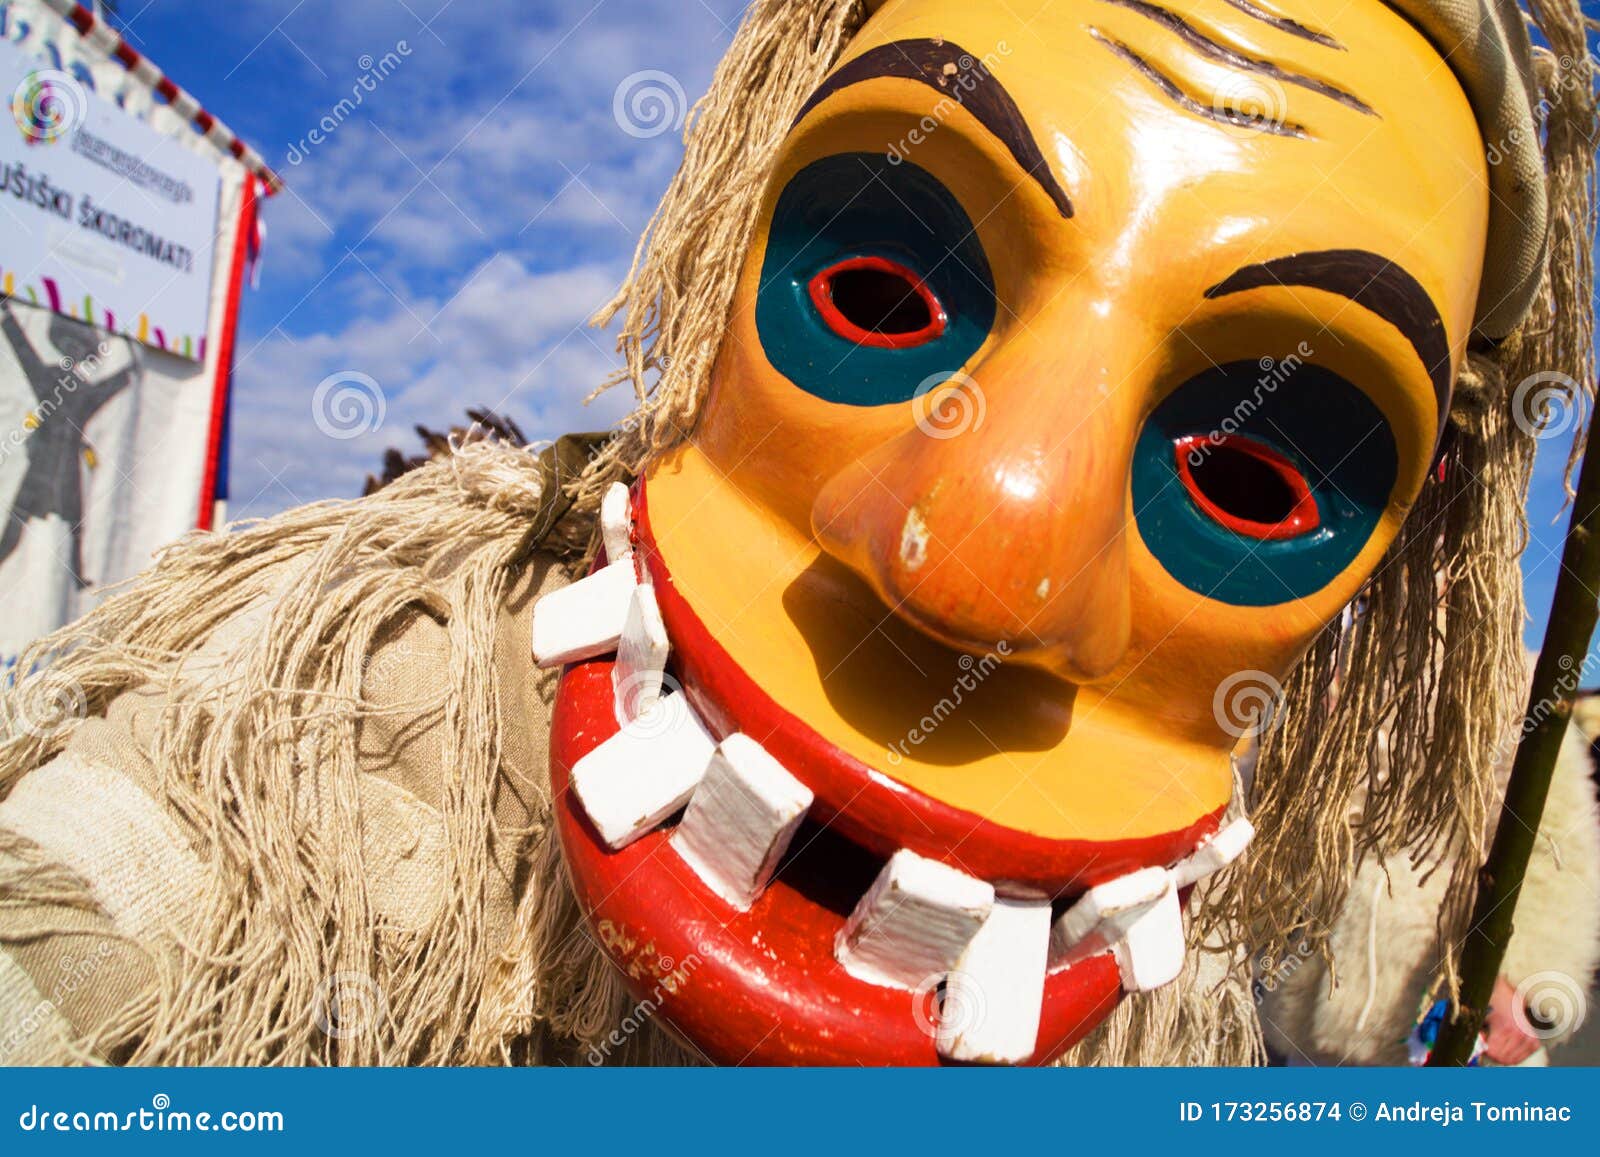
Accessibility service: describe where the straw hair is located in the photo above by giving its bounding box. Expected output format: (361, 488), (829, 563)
(577, 0), (873, 512)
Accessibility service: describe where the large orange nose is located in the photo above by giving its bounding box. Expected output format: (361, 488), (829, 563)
(811, 338), (1142, 681)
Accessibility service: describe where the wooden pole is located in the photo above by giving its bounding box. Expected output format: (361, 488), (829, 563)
(1429, 396), (1600, 1066)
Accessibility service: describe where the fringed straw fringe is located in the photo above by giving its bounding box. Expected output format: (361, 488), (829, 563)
(0, 828), (108, 915)
(0, 432), (703, 1066)
(0, 440), (590, 1065)
(1061, 927), (1265, 1067)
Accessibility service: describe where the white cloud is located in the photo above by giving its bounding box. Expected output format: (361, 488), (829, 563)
(205, 0), (749, 518)
(228, 254), (634, 517)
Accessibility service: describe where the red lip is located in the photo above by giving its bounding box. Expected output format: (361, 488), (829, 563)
(553, 659), (1123, 1066)
(549, 481), (1221, 1065)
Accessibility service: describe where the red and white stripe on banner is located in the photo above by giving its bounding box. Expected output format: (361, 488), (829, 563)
(39, 0), (284, 195)
(196, 172), (259, 531)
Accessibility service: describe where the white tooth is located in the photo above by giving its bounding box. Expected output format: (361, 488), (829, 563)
(1111, 880), (1186, 992)
(670, 733), (813, 910)
(532, 562), (636, 668)
(601, 481), (634, 563)
(1169, 817), (1255, 890)
(570, 696), (716, 849)
(936, 899), (1051, 1065)
(1049, 821), (1254, 979)
(612, 583), (670, 722)
(835, 849), (993, 990)
(1049, 866), (1169, 971)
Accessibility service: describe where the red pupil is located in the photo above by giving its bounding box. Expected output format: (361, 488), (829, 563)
(1193, 447), (1297, 522)
(809, 258), (946, 349)
(1174, 435), (1320, 540)
(828, 266), (932, 334)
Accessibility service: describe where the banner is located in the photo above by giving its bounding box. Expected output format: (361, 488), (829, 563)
(0, 5), (253, 667)
(0, 35), (220, 359)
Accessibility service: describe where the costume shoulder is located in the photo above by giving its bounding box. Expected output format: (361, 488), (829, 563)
(0, 436), (601, 1065)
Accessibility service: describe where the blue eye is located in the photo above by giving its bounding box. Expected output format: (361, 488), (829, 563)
(756, 153), (995, 406)
(1132, 362), (1398, 607)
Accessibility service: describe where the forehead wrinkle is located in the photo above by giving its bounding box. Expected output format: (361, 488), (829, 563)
(1216, 0), (1345, 50)
(1094, 0), (1377, 116)
(791, 38), (1074, 219)
(1086, 27), (1310, 138)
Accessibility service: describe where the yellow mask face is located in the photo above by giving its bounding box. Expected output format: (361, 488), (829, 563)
(641, 0), (1487, 862)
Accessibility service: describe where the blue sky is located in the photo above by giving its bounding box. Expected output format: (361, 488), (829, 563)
(102, 0), (751, 514)
(100, 1), (1593, 647)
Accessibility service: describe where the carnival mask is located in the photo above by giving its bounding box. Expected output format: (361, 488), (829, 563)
(546, 0), (1490, 1065)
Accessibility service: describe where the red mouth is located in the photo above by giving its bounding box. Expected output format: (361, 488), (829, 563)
(549, 482), (1224, 1066)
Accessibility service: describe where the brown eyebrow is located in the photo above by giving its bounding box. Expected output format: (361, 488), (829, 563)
(1218, 0), (1344, 50)
(1096, 0), (1375, 116)
(791, 38), (1073, 219)
(1205, 250), (1453, 429)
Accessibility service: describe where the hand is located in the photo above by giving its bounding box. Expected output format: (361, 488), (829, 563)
(1481, 975), (1541, 1065)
